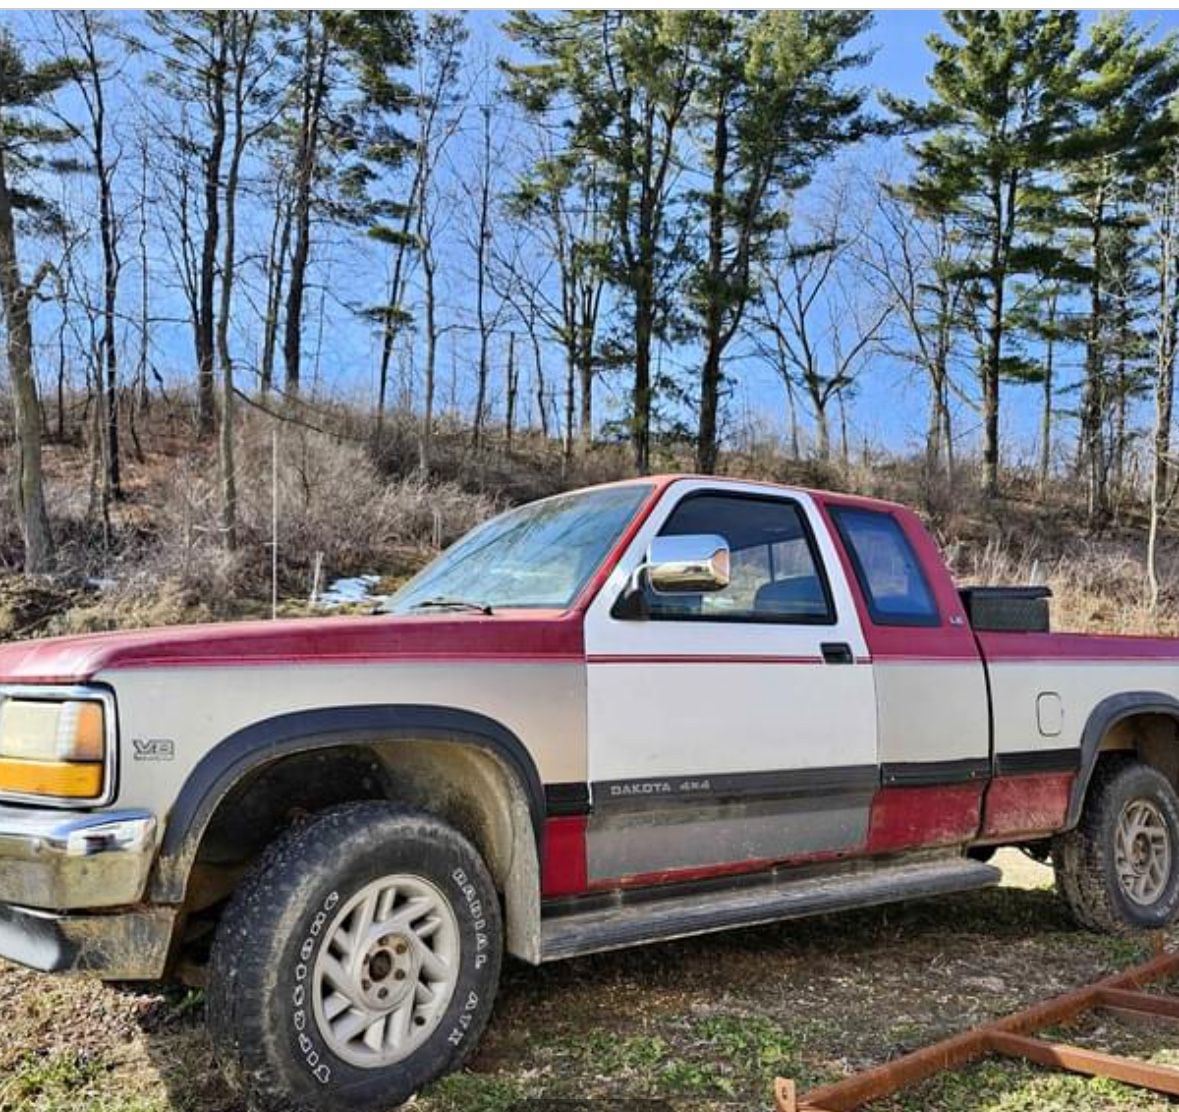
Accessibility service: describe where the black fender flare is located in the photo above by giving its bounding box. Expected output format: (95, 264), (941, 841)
(1067, 691), (1179, 828)
(150, 704), (546, 904)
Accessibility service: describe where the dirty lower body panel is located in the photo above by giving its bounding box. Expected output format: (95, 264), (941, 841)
(0, 901), (177, 980)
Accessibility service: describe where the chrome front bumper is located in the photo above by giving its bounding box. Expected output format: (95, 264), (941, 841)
(0, 805), (175, 978)
(0, 806), (157, 909)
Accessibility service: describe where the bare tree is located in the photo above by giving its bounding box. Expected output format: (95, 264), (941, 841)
(863, 183), (972, 484)
(55, 12), (125, 498)
(412, 15), (466, 473)
(258, 155), (292, 396)
(755, 190), (892, 460)
(216, 12), (271, 552)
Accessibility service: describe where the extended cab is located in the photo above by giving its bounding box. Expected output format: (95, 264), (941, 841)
(2, 476), (1178, 1110)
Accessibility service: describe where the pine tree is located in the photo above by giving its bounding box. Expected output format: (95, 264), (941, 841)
(885, 11), (1079, 496)
(685, 10), (873, 473)
(505, 12), (698, 473)
(1061, 14), (1179, 527)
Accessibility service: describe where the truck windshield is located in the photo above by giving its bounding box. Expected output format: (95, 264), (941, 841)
(387, 483), (654, 613)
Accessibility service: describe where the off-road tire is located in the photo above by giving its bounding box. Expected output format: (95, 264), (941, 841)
(207, 802), (502, 1112)
(1053, 757), (1179, 935)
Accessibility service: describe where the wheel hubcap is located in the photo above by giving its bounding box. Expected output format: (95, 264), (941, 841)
(1115, 799), (1172, 907)
(311, 874), (460, 1068)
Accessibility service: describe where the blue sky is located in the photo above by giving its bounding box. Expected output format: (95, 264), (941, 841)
(10, 10), (1179, 466)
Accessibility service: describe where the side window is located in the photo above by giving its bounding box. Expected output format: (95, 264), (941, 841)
(645, 493), (834, 624)
(830, 507), (939, 627)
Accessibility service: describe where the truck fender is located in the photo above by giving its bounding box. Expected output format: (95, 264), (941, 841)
(150, 704), (546, 905)
(1067, 691), (1179, 829)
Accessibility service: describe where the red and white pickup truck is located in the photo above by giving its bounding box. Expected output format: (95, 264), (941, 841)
(1, 475), (1178, 1110)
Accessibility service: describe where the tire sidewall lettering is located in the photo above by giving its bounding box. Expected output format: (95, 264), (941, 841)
(451, 867), (490, 970)
(290, 889), (340, 1085)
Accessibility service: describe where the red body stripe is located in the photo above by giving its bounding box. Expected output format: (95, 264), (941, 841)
(866, 783), (985, 854)
(978, 631), (1179, 663)
(587, 653), (826, 666)
(0, 611), (585, 683)
(541, 816), (588, 897)
(585, 848), (855, 892)
(982, 772), (1074, 838)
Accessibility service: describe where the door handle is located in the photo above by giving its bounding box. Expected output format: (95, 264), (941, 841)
(821, 642), (854, 665)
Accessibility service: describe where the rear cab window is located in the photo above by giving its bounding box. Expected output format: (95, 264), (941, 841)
(829, 506), (940, 627)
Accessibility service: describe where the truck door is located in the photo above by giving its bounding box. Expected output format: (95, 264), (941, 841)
(819, 498), (991, 853)
(581, 480), (878, 887)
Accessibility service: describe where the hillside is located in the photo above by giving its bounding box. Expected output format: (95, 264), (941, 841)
(1, 402), (1177, 643)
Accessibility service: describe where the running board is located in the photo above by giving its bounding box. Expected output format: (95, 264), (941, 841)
(540, 857), (1001, 962)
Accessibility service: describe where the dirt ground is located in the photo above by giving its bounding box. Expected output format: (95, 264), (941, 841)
(3, 850), (1177, 1112)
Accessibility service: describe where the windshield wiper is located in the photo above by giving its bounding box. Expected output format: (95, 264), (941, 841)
(410, 597), (494, 615)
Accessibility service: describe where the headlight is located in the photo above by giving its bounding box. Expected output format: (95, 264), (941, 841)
(0, 690), (111, 802)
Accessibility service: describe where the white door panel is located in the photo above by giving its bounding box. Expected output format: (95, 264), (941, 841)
(583, 481), (876, 791)
(588, 659), (877, 779)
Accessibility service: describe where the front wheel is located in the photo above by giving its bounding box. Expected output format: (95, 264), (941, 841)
(207, 802), (502, 1112)
(1053, 758), (1179, 935)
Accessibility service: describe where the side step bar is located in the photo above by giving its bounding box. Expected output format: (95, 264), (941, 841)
(540, 857), (1001, 962)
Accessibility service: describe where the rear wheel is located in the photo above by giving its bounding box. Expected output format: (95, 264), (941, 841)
(1053, 758), (1179, 934)
(207, 802), (502, 1112)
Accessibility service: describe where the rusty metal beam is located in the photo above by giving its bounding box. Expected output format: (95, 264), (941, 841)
(986, 1030), (1179, 1096)
(775, 949), (1179, 1112)
(1097, 987), (1179, 1022)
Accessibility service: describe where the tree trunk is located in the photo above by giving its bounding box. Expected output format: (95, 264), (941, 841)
(89, 38), (122, 500)
(261, 185), (291, 395)
(924, 383), (941, 480)
(418, 245), (438, 474)
(136, 136), (151, 419)
(375, 201), (414, 437)
(1040, 298), (1056, 497)
(982, 274), (1003, 497)
(472, 106), (493, 449)
(1149, 172), (1178, 612)
(838, 391), (850, 471)
(1082, 197), (1107, 528)
(283, 14), (327, 397)
(528, 323), (548, 439)
(216, 13), (254, 553)
(696, 97), (727, 476)
(197, 19), (228, 434)
(505, 331), (517, 452)
(632, 291), (654, 473)
(813, 397), (830, 461)
(0, 148), (53, 571)
(577, 316), (593, 454)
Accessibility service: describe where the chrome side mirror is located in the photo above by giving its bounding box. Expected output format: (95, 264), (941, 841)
(645, 534), (731, 593)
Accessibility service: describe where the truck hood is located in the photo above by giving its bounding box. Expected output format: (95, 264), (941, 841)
(0, 611), (583, 684)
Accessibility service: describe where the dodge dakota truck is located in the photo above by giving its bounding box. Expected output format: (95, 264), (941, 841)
(2, 475), (1179, 1111)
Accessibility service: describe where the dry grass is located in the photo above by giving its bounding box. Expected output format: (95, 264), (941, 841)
(3, 855), (1178, 1112)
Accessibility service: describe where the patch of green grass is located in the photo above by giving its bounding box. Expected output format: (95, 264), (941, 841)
(568, 1030), (670, 1080)
(0, 1050), (170, 1112)
(418, 1071), (526, 1112)
(1, 1050), (104, 1104)
(693, 1014), (801, 1076)
(881, 1058), (1159, 1112)
(1092, 935), (1154, 967)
